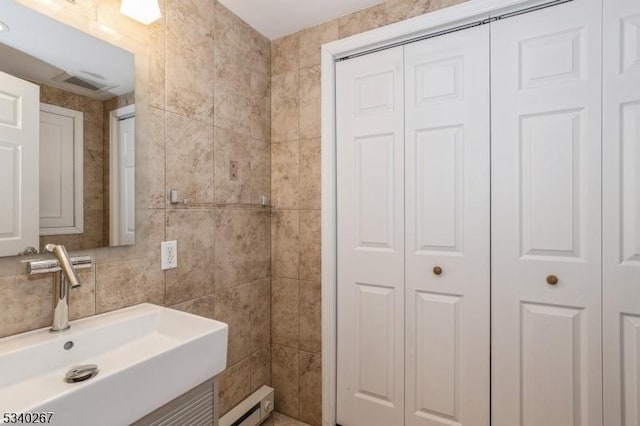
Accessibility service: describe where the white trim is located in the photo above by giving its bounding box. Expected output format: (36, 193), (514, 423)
(320, 0), (564, 424)
(109, 103), (135, 246)
(39, 102), (84, 236)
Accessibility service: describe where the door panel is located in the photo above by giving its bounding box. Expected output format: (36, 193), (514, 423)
(40, 111), (74, 228)
(519, 109), (583, 258)
(603, 0), (640, 424)
(521, 303), (585, 426)
(355, 133), (396, 249)
(414, 291), (461, 420)
(405, 25), (490, 426)
(0, 71), (39, 256)
(336, 46), (405, 426)
(491, 1), (602, 425)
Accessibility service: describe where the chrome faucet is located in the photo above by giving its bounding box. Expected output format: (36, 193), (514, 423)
(27, 245), (90, 332)
(45, 244), (81, 332)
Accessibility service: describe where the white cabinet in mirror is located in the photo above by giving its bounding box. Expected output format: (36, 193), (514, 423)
(0, 0), (136, 257)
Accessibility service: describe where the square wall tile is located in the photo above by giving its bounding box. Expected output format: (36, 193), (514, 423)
(215, 2), (255, 61)
(299, 280), (321, 354)
(385, 0), (432, 24)
(214, 283), (253, 365)
(298, 66), (321, 140)
(215, 85), (253, 136)
(272, 33), (299, 76)
(170, 294), (215, 319)
(272, 141), (299, 209)
(272, 277), (299, 348)
(251, 31), (271, 75)
(146, 107), (166, 208)
(165, 209), (215, 306)
(299, 211), (320, 282)
(214, 279), (270, 365)
(298, 138), (321, 210)
(214, 128), (270, 205)
(251, 278), (272, 351)
(148, 0), (166, 110)
(251, 71), (271, 141)
(96, 210), (166, 313)
(166, 114), (214, 204)
(271, 72), (299, 143)
(298, 21), (339, 69)
(339, 4), (387, 38)
(272, 344), (300, 418)
(299, 352), (322, 426)
(96, 257), (165, 313)
(215, 51), (252, 99)
(271, 210), (299, 279)
(0, 274), (53, 338)
(251, 345), (272, 392)
(218, 357), (251, 416)
(214, 209), (270, 291)
(166, 0), (215, 123)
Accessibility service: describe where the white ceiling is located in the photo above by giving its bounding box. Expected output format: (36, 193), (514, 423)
(219, 0), (387, 39)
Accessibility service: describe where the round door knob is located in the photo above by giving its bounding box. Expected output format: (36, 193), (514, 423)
(433, 266), (443, 276)
(546, 275), (559, 285)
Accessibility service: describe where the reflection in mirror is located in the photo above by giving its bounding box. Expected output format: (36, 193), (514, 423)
(0, 0), (136, 256)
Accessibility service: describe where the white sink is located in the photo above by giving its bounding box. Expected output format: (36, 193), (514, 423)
(0, 303), (228, 425)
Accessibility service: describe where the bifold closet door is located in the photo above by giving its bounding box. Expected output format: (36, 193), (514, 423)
(603, 0), (640, 424)
(491, 1), (603, 425)
(336, 46), (405, 426)
(404, 25), (490, 426)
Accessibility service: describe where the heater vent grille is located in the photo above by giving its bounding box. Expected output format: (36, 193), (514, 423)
(132, 380), (214, 426)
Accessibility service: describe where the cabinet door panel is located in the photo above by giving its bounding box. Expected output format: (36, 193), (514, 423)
(491, 1), (603, 425)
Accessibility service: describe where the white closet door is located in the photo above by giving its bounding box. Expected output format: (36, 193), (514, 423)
(0, 71), (39, 257)
(404, 25), (490, 426)
(603, 0), (640, 424)
(491, 1), (603, 425)
(118, 115), (135, 245)
(336, 46), (405, 426)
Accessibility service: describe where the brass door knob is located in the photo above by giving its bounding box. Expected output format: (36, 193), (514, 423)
(546, 275), (559, 285)
(433, 266), (443, 276)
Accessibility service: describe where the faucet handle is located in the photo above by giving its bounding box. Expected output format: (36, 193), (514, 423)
(43, 244), (81, 288)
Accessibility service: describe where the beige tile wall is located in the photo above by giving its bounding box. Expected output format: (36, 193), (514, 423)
(0, 0), (271, 418)
(269, 0), (467, 424)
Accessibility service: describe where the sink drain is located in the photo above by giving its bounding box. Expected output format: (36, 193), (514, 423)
(64, 364), (99, 383)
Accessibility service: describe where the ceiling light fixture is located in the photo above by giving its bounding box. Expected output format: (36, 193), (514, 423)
(120, 0), (161, 25)
(0, 21), (9, 32)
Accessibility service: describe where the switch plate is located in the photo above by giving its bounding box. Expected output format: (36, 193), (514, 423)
(230, 161), (239, 181)
(161, 241), (177, 270)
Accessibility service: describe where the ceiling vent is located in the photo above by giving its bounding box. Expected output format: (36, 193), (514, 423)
(53, 71), (117, 93)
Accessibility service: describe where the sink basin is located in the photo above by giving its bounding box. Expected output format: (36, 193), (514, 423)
(0, 303), (228, 425)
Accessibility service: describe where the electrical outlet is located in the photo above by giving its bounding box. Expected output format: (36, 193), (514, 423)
(161, 241), (177, 270)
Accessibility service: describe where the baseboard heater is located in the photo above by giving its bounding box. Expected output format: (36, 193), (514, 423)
(219, 385), (274, 426)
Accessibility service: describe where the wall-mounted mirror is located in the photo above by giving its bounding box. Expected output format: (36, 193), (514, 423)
(0, 0), (136, 257)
